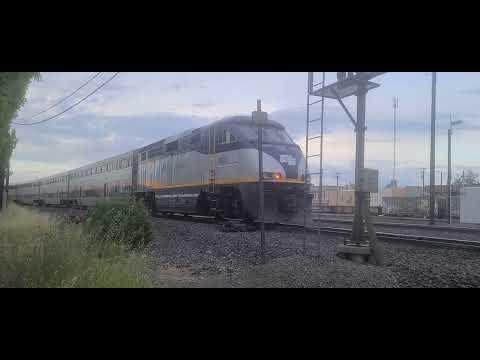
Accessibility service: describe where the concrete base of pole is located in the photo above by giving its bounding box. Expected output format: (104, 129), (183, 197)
(337, 243), (371, 264)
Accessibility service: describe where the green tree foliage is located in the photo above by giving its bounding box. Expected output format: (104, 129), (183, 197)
(0, 72), (40, 210)
(454, 170), (480, 186)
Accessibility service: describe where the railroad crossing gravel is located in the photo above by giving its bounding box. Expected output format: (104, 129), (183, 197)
(146, 217), (480, 288)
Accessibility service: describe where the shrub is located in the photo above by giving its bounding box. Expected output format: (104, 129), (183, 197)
(0, 204), (152, 288)
(85, 198), (153, 249)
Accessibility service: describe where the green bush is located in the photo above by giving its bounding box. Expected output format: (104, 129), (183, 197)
(0, 204), (152, 288)
(85, 198), (153, 249)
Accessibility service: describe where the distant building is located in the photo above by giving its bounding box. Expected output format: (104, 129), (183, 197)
(460, 187), (480, 224)
(382, 186), (424, 216)
(382, 184), (465, 218)
(311, 184), (381, 214)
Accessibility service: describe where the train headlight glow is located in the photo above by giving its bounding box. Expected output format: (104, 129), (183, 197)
(264, 172), (282, 180)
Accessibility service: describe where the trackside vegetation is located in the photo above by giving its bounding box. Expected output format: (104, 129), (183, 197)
(85, 198), (153, 249)
(0, 201), (153, 288)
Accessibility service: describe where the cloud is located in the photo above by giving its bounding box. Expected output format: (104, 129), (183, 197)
(10, 111), (213, 183)
(460, 87), (480, 95)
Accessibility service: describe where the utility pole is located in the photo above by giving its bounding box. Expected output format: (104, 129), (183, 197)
(447, 115), (463, 224)
(448, 116), (453, 224)
(448, 122), (452, 224)
(429, 72), (437, 225)
(253, 99), (267, 264)
(393, 96), (398, 187)
(336, 172), (340, 206)
(421, 167), (426, 215)
(319, 72), (326, 214)
(304, 77), (311, 254)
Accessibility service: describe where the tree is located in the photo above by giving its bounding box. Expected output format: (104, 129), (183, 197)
(0, 72), (41, 210)
(454, 170), (480, 186)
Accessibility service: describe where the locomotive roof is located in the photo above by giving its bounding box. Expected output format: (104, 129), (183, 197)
(139, 115), (285, 151)
(211, 115), (285, 130)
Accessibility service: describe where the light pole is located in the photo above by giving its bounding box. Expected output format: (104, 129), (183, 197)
(448, 116), (463, 224)
(393, 97), (398, 187)
(429, 72), (437, 225)
(336, 172), (340, 206)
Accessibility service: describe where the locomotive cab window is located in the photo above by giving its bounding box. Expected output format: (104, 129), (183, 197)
(166, 140), (178, 152)
(216, 129), (237, 145)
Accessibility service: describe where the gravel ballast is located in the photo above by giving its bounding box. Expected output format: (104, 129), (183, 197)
(146, 217), (480, 288)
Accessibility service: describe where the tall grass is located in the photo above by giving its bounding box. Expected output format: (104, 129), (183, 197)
(0, 204), (152, 288)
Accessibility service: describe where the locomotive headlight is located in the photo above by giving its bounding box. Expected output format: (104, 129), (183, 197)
(262, 172), (282, 180)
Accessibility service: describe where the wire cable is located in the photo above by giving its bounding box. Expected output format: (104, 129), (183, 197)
(13, 72), (120, 126)
(15, 72), (102, 121)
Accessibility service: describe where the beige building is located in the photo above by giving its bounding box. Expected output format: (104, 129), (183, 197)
(311, 185), (382, 210)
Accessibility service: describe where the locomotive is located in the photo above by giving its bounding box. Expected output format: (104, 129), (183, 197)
(10, 116), (311, 224)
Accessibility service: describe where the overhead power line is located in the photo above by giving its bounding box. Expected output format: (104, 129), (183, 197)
(13, 72), (120, 126)
(14, 72), (102, 122)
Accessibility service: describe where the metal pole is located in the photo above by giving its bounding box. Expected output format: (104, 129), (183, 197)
(448, 125), (452, 224)
(336, 173), (340, 207)
(422, 168), (426, 217)
(303, 76), (311, 254)
(351, 82), (367, 245)
(393, 97), (398, 186)
(256, 100), (266, 264)
(429, 72), (437, 225)
(319, 72), (326, 210)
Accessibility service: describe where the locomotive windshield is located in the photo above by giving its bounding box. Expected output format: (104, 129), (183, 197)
(233, 124), (295, 144)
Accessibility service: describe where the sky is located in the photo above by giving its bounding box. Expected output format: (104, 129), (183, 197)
(10, 72), (480, 188)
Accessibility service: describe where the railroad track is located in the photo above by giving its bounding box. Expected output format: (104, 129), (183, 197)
(313, 217), (480, 233)
(154, 214), (480, 251)
(269, 222), (480, 251)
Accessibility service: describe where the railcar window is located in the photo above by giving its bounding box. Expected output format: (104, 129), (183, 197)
(191, 132), (201, 145)
(166, 141), (178, 152)
(141, 152), (147, 161)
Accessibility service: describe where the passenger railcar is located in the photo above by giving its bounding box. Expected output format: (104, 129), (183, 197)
(10, 116), (312, 224)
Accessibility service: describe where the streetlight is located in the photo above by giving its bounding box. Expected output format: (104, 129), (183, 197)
(448, 117), (463, 224)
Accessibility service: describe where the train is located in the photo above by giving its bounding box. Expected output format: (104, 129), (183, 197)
(9, 115), (312, 224)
